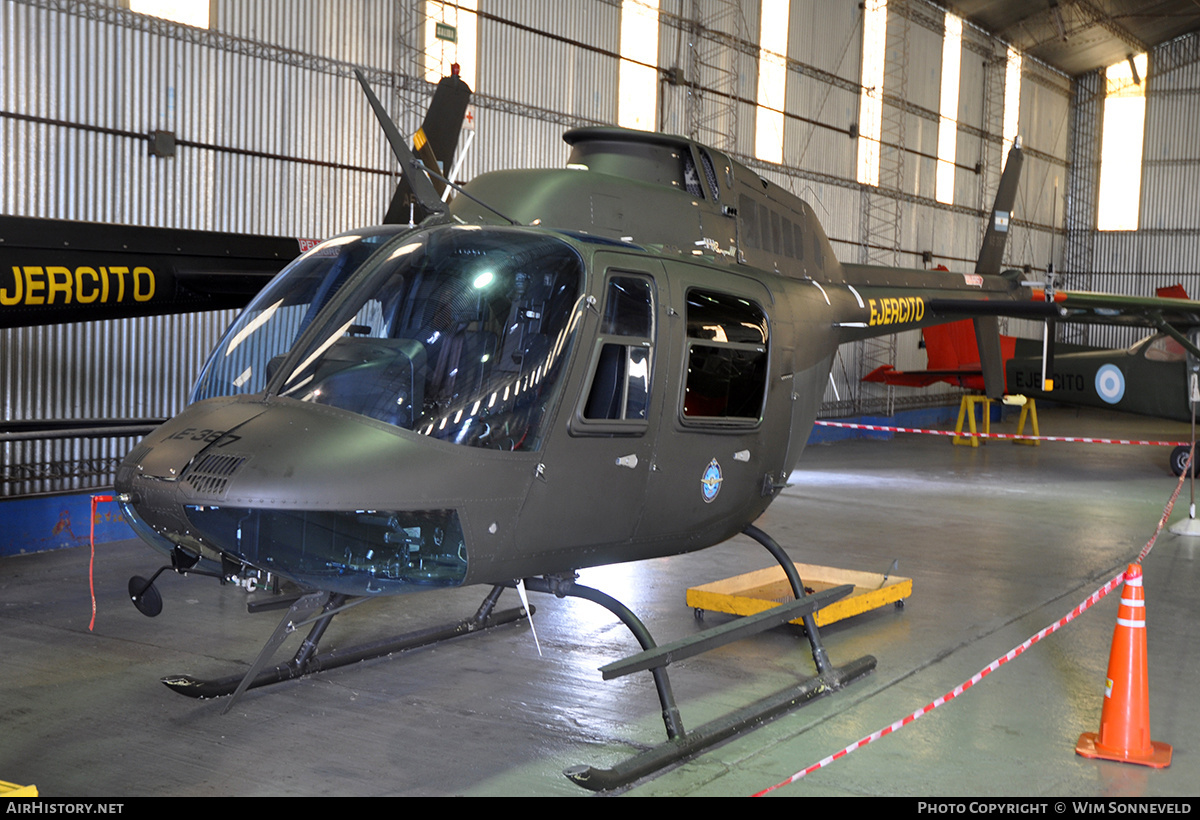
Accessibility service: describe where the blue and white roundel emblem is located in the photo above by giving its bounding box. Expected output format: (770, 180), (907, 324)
(1095, 364), (1125, 404)
(701, 459), (723, 503)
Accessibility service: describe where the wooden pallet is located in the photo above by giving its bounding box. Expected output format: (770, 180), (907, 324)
(686, 562), (911, 628)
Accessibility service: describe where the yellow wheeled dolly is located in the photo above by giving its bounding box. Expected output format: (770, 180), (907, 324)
(687, 562), (912, 628)
(0, 780), (38, 796)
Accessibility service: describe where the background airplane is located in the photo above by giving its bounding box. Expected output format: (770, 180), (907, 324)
(864, 284), (1200, 473)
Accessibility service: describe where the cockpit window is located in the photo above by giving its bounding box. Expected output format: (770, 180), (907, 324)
(580, 273), (656, 427)
(1140, 333), (1186, 362)
(270, 227), (585, 451)
(190, 226), (408, 403)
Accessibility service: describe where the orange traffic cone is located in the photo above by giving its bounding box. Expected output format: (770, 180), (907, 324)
(1076, 563), (1172, 767)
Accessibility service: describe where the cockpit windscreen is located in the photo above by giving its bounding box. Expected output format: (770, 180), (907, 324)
(252, 226), (585, 451)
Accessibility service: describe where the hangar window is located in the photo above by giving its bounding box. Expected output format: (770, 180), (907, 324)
(856, 0), (888, 186)
(754, 0), (789, 164)
(1003, 47), (1022, 170)
(129, 0), (210, 28)
(683, 290), (768, 424)
(618, 0), (660, 131)
(425, 0), (478, 91)
(935, 12), (962, 204)
(1097, 53), (1148, 231)
(579, 274), (656, 431)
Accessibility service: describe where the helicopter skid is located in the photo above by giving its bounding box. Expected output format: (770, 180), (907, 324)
(161, 603), (530, 700)
(564, 653), (877, 791)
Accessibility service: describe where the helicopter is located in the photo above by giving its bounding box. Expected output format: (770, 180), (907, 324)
(113, 71), (1200, 790)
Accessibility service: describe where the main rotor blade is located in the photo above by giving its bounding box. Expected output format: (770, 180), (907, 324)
(413, 132), (447, 198)
(353, 70), (447, 219)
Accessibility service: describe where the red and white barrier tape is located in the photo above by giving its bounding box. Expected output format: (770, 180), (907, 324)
(813, 420), (1189, 447)
(752, 447), (1192, 797)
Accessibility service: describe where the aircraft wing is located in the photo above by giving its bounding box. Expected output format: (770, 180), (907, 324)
(1040, 289), (1200, 330)
(931, 286), (1200, 328)
(862, 364), (985, 390)
(0, 215), (307, 328)
(929, 287), (1200, 359)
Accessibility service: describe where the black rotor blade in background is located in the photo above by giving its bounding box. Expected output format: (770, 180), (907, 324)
(0, 215), (304, 328)
(973, 138), (1023, 398)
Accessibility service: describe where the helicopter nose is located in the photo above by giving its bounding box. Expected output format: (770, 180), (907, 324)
(116, 396), (479, 596)
(115, 398), (270, 559)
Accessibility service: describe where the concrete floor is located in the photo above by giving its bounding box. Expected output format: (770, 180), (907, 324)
(2, 405), (1198, 797)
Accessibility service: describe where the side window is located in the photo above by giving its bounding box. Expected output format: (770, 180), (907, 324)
(683, 289), (768, 424)
(578, 274), (656, 431)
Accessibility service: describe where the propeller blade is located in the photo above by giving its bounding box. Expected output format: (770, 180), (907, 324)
(413, 129), (447, 198)
(421, 70), (472, 176)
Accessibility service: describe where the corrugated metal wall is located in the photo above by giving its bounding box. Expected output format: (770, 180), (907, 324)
(1, 0), (400, 497)
(4, 0), (1197, 497)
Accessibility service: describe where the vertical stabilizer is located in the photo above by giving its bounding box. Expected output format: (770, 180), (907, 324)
(976, 139), (1022, 276)
(973, 139), (1023, 397)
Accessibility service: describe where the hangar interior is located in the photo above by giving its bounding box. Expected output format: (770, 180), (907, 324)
(3, 0), (1200, 798)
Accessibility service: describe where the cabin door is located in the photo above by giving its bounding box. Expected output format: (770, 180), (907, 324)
(634, 260), (783, 548)
(515, 254), (665, 555)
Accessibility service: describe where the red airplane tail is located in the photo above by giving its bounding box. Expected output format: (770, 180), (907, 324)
(923, 321), (976, 370)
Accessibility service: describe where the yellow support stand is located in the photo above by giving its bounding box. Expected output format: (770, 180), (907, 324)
(1014, 397), (1040, 445)
(953, 394), (991, 447)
